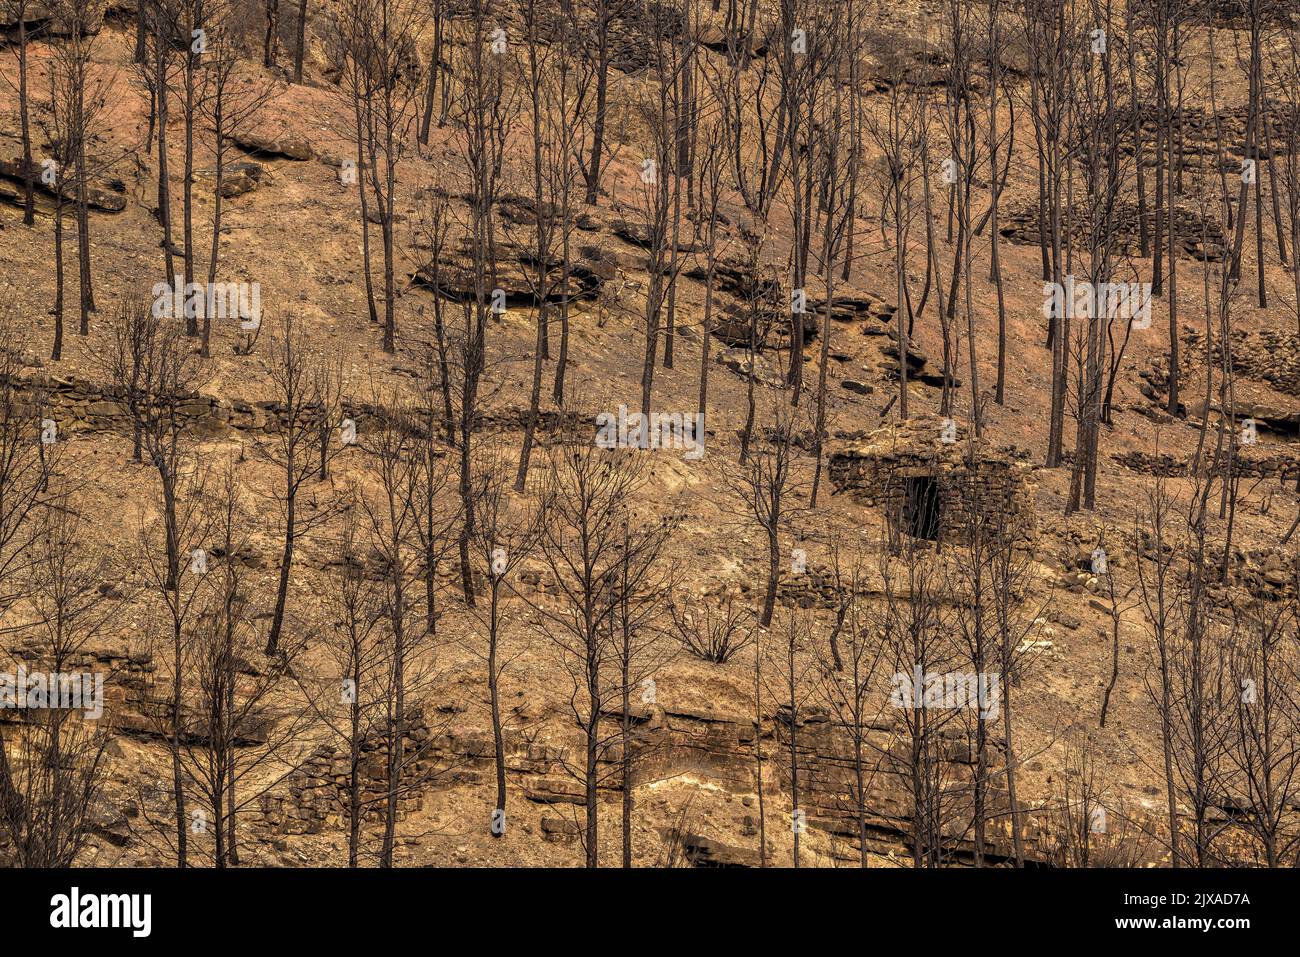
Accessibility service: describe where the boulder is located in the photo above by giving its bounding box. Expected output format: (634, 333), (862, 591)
(213, 161), (267, 198)
(680, 832), (760, 867)
(540, 815), (580, 843)
(232, 131), (312, 161)
(881, 342), (928, 372)
(0, 157), (127, 212)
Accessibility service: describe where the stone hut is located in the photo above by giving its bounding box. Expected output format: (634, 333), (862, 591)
(828, 415), (1033, 544)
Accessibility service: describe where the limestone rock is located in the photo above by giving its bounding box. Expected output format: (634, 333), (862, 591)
(233, 130), (313, 161)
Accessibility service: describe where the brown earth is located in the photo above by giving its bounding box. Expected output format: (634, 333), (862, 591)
(0, 2), (1296, 867)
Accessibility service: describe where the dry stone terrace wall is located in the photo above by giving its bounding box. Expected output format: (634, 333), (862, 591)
(254, 707), (448, 835)
(0, 641), (284, 747)
(777, 567), (851, 610)
(1184, 328), (1300, 400)
(777, 709), (1040, 865)
(0, 641), (156, 734)
(2, 371), (588, 442)
(4, 371), (307, 440)
(1113, 447), (1300, 481)
(254, 697), (1047, 864)
(1117, 96), (1299, 168)
(999, 200), (1227, 262)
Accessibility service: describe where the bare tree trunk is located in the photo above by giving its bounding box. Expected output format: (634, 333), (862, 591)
(294, 0), (308, 83)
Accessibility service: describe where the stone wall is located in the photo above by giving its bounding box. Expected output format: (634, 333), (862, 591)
(255, 709), (441, 835)
(772, 709), (1036, 864)
(828, 416), (1034, 545)
(251, 692), (1048, 864)
(6, 371), (308, 440)
(0, 640), (157, 734)
(1184, 328), (1300, 400)
(999, 200), (1226, 261)
(4, 371), (582, 444)
(1113, 448), (1300, 481)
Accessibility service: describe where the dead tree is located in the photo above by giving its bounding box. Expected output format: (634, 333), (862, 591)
(627, 7), (696, 414)
(410, 354), (457, 637)
(875, 518), (961, 868)
(734, 231), (781, 463)
(349, 387), (465, 865)
(413, 178), (458, 447)
(416, 0), (449, 142)
(293, 0), (309, 82)
(449, 6), (518, 604)
(751, 622), (768, 866)
(333, 0), (424, 352)
(0, 499), (116, 867)
(258, 315), (345, 655)
(693, 116), (732, 421)
(465, 446), (541, 839)
(724, 393), (805, 626)
(982, 0), (1014, 404)
(763, 608), (819, 867)
(136, 456), (211, 868)
(863, 29), (927, 422)
(264, 0), (281, 68)
(356, 389), (425, 867)
(531, 436), (648, 867)
(776, 0), (839, 397)
(1135, 473), (1238, 866)
(806, 4), (857, 506)
(310, 352), (346, 482)
(1226, 588), (1300, 867)
(0, 303), (56, 610)
(1096, 531), (1138, 729)
(0, 307), (59, 844)
(1277, 21), (1300, 337)
(1067, 0), (1133, 513)
(49, 0), (116, 339)
(330, 7), (379, 329)
(309, 514), (385, 866)
(574, 0), (632, 206)
(178, 462), (315, 867)
(0, 0), (39, 224)
(1047, 732), (1155, 867)
(607, 508), (674, 867)
(938, 0), (986, 435)
(1165, 522), (1236, 867)
(0, 689), (109, 867)
(1020, 0), (1079, 465)
(1133, 476), (1187, 866)
(1136, 0), (1193, 415)
(136, 0), (185, 281)
(815, 544), (887, 867)
(699, 0), (786, 220)
(197, 5), (277, 357)
(101, 299), (206, 594)
(40, 5), (116, 358)
(509, 0), (579, 490)
(176, 0), (203, 335)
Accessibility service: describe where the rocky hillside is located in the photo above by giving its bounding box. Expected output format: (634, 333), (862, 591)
(0, 0), (1298, 869)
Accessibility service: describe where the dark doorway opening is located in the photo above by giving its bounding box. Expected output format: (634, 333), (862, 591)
(903, 475), (941, 540)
